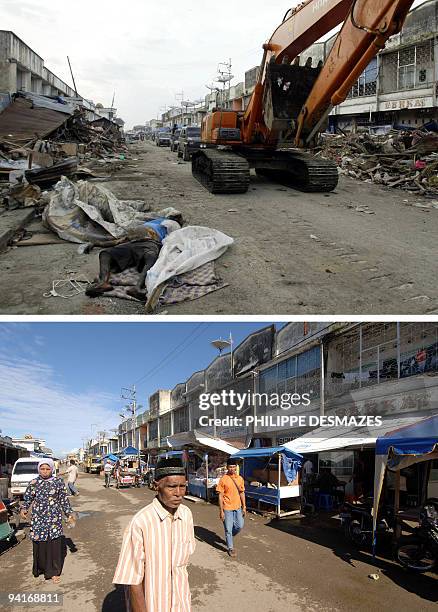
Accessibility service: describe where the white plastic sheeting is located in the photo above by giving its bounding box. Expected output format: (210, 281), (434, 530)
(167, 430), (240, 455)
(43, 176), (180, 244)
(146, 225), (233, 297)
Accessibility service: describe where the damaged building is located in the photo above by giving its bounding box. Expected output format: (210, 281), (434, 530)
(304, 0), (438, 130)
(119, 322), (437, 490)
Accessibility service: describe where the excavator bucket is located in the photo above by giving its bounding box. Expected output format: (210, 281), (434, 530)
(262, 62), (321, 132)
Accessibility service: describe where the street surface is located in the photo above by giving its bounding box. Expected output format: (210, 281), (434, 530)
(1, 473), (436, 612)
(1, 141), (438, 314)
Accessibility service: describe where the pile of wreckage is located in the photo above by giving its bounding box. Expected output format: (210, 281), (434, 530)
(318, 127), (438, 195)
(0, 92), (232, 312)
(0, 91), (127, 208)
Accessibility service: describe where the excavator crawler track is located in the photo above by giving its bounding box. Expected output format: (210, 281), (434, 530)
(257, 151), (338, 192)
(192, 150), (250, 194)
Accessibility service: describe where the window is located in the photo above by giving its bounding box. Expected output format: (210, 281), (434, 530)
(149, 420), (158, 441)
(259, 346), (321, 403)
(381, 41), (433, 93)
(319, 451), (354, 480)
(348, 58), (377, 98)
(326, 323), (438, 397)
(173, 406), (189, 434)
(160, 413), (171, 438)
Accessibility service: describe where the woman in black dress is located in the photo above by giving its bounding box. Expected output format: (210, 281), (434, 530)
(21, 458), (74, 583)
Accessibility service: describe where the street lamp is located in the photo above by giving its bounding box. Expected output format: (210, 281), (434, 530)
(211, 333), (234, 377)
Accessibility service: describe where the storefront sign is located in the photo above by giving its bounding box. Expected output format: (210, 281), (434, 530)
(383, 97), (431, 110)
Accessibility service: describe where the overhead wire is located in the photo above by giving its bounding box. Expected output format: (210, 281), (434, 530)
(132, 323), (211, 389)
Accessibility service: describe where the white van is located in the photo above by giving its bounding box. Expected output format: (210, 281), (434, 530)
(10, 457), (56, 498)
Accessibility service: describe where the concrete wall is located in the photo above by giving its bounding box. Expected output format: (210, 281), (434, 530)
(0, 30), (75, 96)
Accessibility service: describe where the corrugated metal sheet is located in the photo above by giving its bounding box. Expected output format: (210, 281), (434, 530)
(22, 92), (74, 115)
(0, 97), (69, 143)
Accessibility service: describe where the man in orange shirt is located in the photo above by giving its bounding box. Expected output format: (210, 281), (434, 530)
(216, 458), (246, 557)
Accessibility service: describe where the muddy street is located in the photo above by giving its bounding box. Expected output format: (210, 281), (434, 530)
(1, 472), (436, 612)
(1, 141), (437, 315)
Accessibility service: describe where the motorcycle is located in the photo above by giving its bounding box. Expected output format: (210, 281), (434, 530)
(396, 499), (438, 573)
(340, 499), (394, 548)
(0, 498), (20, 545)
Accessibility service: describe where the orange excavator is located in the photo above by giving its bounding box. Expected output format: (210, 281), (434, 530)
(192, 0), (414, 193)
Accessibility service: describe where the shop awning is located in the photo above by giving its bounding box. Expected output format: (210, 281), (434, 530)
(166, 430), (239, 455)
(119, 446), (139, 456)
(231, 446), (302, 461)
(103, 454), (118, 462)
(282, 416), (420, 454)
(372, 414), (438, 552)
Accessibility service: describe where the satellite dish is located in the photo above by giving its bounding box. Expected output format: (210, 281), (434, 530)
(211, 338), (231, 353)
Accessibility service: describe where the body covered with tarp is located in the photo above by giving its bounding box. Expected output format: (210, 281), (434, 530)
(145, 225), (233, 299)
(43, 176), (180, 244)
(372, 414), (438, 546)
(231, 447), (303, 513)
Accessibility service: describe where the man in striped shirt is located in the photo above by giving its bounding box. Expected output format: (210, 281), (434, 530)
(113, 458), (196, 612)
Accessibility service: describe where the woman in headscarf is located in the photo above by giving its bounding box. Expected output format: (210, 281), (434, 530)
(20, 458), (74, 583)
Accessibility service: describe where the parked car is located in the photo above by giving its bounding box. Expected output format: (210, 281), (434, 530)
(10, 457), (57, 498)
(177, 126), (201, 161)
(170, 129), (181, 152)
(156, 129), (172, 147)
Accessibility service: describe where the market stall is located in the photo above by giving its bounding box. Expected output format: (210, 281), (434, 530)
(166, 430), (240, 501)
(372, 414), (438, 553)
(231, 447), (303, 518)
(115, 446), (144, 486)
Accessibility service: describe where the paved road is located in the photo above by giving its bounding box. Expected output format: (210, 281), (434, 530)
(0, 142), (437, 314)
(1, 473), (436, 612)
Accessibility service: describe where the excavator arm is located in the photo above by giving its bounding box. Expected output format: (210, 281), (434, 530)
(242, 0), (414, 146)
(295, 0), (414, 145)
(193, 0), (415, 194)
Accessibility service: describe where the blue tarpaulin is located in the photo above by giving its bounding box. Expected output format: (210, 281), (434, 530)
(373, 414), (438, 552)
(231, 447), (303, 507)
(375, 414), (438, 460)
(120, 446), (139, 456)
(103, 454), (118, 462)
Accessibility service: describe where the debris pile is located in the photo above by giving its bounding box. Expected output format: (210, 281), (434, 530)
(318, 130), (438, 195)
(0, 93), (127, 210)
(49, 111), (127, 158)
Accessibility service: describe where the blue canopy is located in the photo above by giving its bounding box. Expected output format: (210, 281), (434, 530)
(120, 446), (139, 456)
(231, 446), (302, 460)
(375, 414), (438, 459)
(373, 414), (438, 553)
(103, 454), (118, 462)
(231, 446), (303, 508)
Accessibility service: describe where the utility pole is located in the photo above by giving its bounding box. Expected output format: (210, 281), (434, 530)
(121, 385), (141, 475)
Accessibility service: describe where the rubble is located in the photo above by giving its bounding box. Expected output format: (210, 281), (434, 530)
(0, 92), (128, 213)
(318, 129), (438, 195)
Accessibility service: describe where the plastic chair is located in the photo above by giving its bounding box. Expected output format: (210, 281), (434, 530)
(317, 493), (333, 511)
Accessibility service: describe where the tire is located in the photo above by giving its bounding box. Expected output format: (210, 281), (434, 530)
(347, 520), (367, 548)
(397, 540), (436, 572)
(116, 482), (119, 489)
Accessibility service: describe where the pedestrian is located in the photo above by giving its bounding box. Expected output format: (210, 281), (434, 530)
(216, 458), (246, 557)
(113, 457), (195, 612)
(20, 458), (74, 583)
(65, 459), (79, 496)
(104, 461), (113, 488)
(302, 457), (313, 483)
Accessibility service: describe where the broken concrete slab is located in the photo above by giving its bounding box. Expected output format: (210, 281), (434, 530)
(0, 208), (35, 252)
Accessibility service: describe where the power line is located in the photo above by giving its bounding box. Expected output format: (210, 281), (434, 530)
(132, 323), (210, 388)
(134, 325), (211, 391)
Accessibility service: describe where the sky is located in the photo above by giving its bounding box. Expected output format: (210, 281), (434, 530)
(0, 322), (279, 456)
(1, 1), (428, 128)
